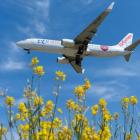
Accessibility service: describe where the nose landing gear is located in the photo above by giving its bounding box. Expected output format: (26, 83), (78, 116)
(23, 48), (30, 54)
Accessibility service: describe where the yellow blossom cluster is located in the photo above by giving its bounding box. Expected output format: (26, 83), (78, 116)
(114, 112), (119, 120)
(130, 96), (138, 105)
(91, 104), (98, 116)
(14, 113), (25, 121)
(34, 66), (45, 76)
(83, 78), (91, 90)
(98, 124), (112, 139)
(55, 71), (66, 81)
(57, 126), (72, 139)
(18, 124), (29, 139)
(5, 96), (15, 106)
(126, 133), (132, 140)
(81, 126), (100, 140)
(99, 99), (107, 108)
(40, 100), (54, 117)
(121, 97), (129, 108)
(66, 99), (75, 110)
(34, 97), (44, 106)
(57, 108), (63, 114)
(0, 127), (7, 139)
(75, 86), (84, 97)
(18, 103), (28, 114)
(30, 57), (39, 68)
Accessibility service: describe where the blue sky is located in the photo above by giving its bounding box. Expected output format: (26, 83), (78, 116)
(1, 0), (140, 136)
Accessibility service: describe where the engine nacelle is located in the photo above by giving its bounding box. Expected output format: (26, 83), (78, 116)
(57, 57), (69, 64)
(61, 39), (75, 47)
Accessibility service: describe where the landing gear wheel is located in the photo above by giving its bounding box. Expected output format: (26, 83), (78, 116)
(76, 55), (81, 66)
(77, 46), (84, 54)
(27, 51), (30, 54)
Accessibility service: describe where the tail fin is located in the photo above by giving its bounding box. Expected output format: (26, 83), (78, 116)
(118, 33), (133, 49)
(124, 39), (140, 62)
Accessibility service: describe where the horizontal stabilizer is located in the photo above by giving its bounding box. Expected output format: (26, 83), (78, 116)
(125, 39), (140, 51)
(124, 54), (131, 62)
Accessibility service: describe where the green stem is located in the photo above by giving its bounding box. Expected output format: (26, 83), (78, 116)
(48, 79), (60, 139)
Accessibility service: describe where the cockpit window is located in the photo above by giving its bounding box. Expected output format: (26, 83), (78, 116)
(23, 39), (27, 41)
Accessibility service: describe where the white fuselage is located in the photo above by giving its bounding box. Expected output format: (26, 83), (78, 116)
(16, 39), (132, 58)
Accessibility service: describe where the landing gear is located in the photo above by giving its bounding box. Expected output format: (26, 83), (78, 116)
(23, 48), (30, 54)
(76, 55), (81, 66)
(27, 50), (30, 54)
(75, 46), (84, 66)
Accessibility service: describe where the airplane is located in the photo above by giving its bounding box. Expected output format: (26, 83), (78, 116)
(16, 2), (140, 73)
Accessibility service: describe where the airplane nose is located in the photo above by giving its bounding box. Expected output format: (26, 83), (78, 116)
(16, 41), (20, 46)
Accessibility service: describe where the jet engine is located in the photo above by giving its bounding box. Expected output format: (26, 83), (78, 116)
(61, 39), (75, 47)
(57, 57), (69, 64)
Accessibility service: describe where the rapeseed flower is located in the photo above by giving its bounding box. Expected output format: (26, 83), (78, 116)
(30, 57), (39, 67)
(34, 97), (44, 106)
(55, 71), (66, 81)
(66, 99), (75, 110)
(130, 96), (138, 105)
(75, 86), (84, 97)
(34, 66), (45, 75)
(5, 96), (15, 106)
(99, 98), (107, 108)
(57, 108), (63, 114)
(114, 112), (119, 120)
(83, 78), (91, 90)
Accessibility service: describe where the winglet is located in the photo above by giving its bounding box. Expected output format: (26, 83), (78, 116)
(108, 2), (115, 10)
(82, 69), (85, 74)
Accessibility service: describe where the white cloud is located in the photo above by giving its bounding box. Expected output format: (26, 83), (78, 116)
(88, 80), (129, 102)
(15, 98), (27, 106)
(1, 58), (26, 71)
(91, 60), (140, 77)
(0, 42), (26, 71)
(17, 26), (34, 37)
(82, 0), (93, 5)
(17, 0), (50, 36)
(97, 68), (139, 77)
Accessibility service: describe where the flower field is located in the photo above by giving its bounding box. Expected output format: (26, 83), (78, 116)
(0, 57), (140, 140)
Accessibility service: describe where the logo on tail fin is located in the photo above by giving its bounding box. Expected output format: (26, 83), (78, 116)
(119, 34), (133, 48)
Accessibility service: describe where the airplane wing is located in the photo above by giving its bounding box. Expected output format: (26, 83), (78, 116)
(63, 55), (84, 73)
(74, 2), (115, 49)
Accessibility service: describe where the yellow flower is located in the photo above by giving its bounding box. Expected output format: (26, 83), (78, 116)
(130, 96), (138, 105)
(91, 104), (98, 116)
(75, 86), (84, 97)
(99, 99), (107, 108)
(73, 104), (79, 112)
(66, 99), (75, 110)
(56, 71), (64, 77)
(18, 103), (28, 114)
(0, 126), (7, 138)
(122, 97), (129, 105)
(5, 96), (15, 106)
(57, 108), (63, 114)
(46, 100), (54, 107)
(83, 78), (91, 90)
(34, 66), (45, 75)
(55, 71), (66, 81)
(30, 57), (39, 67)
(126, 133), (132, 140)
(137, 134), (140, 140)
(34, 97), (44, 106)
(114, 112), (119, 120)
(54, 77), (59, 81)
(62, 74), (66, 81)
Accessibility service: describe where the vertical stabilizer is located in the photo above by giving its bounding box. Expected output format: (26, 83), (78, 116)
(118, 33), (133, 49)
